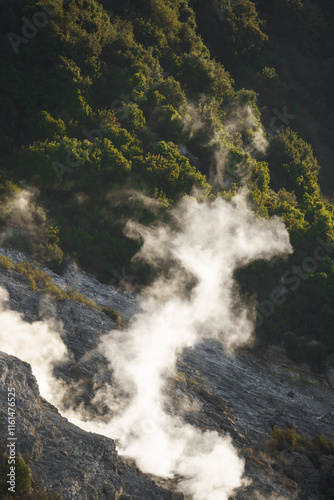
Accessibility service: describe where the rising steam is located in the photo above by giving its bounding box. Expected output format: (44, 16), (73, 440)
(0, 187), (62, 263)
(0, 188), (43, 243)
(0, 288), (67, 403)
(90, 193), (292, 499)
(182, 102), (268, 189)
(0, 193), (292, 499)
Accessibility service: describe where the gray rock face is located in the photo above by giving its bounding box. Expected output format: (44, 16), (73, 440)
(277, 451), (320, 484)
(0, 247), (139, 322)
(181, 341), (334, 443)
(178, 343), (334, 499)
(0, 247), (333, 499)
(0, 352), (182, 500)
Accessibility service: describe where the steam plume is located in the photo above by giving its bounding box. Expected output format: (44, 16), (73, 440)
(0, 187), (62, 263)
(90, 194), (292, 499)
(0, 288), (67, 403)
(0, 193), (292, 499)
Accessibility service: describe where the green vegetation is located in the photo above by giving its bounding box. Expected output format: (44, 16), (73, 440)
(0, 454), (31, 496)
(0, 0), (334, 370)
(102, 306), (123, 325)
(0, 452), (62, 499)
(0, 256), (123, 324)
(269, 426), (334, 455)
(268, 426), (334, 496)
(14, 260), (67, 300)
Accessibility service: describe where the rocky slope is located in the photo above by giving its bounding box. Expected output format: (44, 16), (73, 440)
(0, 247), (333, 499)
(0, 353), (183, 500)
(177, 342), (334, 499)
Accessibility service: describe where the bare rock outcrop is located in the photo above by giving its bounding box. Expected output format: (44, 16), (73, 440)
(0, 352), (182, 500)
(0, 247), (333, 499)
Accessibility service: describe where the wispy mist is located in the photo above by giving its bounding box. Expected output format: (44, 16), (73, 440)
(0, 188), (42, 241)
(182, 102), (268, 189)
(224, 105), (268, 155)
(90, 194), (292, 499)
(0, 288), (67, 402)
(0, 187), (62, 263)
(0, 193), (292, 499)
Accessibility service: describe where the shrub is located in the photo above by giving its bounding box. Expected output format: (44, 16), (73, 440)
(15, 455), (32, 494)
(102, 306), (124, 326)
(0, 455), (31, 495)
(0, 255), (13, 271)
(5, 259), (124, 322)
(13, 262), (66, 301)
(269, 426), (334, 455)
(0, 452), (62, 499)
(269, 426), (305, 452)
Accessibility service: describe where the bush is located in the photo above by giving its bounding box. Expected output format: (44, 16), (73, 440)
(0, 255), (13, 271)
(269, 426), (334, 455)
(269, 426), (305, 452)
(0, 452), (62, 499)
(3, 259), (124, 322)
(0, 455), (31, 495)
(13, 262), (66, 301)
(15, 456), (32, 494)
(102, 306), (124, 326)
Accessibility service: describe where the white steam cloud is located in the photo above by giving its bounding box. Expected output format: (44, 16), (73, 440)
(224, 105), (268, 155)
(0, 187), (62, 263)
(0, 194), (292, 499)
(0, 289), (67, 403)
(90, 194), (292, 499)
(201, 104), (268, 189)
(0, 188), (42, 242)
